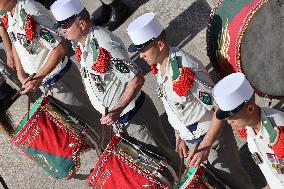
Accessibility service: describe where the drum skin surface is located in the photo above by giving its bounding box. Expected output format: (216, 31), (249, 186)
(207, 0), (284, 98)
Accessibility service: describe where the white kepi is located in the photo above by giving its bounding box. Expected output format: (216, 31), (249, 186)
(213, 72), (254, 111)
(127, 12), (163, 51)
(50, 0), (84, 23)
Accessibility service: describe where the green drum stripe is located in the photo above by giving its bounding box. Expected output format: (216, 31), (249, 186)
(22, 144), (74, 179)
(172, 167), (198, 188)
(214, 0), (252, 28)
(207, 0), (253, 70)
(14, 97), (44, 136)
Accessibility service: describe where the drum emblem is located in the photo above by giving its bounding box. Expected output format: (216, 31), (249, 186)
(216, 20), (231, 68)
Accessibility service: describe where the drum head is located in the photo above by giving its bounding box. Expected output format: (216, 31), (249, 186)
(241, 2), (284, 98)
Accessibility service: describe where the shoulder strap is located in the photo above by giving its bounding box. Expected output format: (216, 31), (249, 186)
(170, 53), (181, 81)
(170, 53), (213, 89)
(262, 109), (278, 143)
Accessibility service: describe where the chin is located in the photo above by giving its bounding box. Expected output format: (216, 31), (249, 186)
(65, 35), (73, 41)
(66, 37), (73, 41)
(233, 125), (245, 129)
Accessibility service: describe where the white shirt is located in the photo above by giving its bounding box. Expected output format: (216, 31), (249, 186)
(156, 47), (214, 140)
(6, 0), (66, 82)
(246, 107), (284, 189)
(77, 26), (140, 115)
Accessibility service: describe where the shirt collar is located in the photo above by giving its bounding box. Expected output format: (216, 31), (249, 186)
(78, 30), (92, 53)
(255, 108), (267, 139)
(157, 47), (174, 84)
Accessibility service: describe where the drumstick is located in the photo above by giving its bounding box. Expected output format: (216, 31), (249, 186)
(100, 107), (109, 149)
(11, 73), (36, 100)
(183, 141), (201, 179)
(187, 141), (200, 163)
(177, 156), (184, 187)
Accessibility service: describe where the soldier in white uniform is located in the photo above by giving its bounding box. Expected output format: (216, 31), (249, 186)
(0, 0), (102, 142)
(50, 0), (181, 172)
(213, 72), (284, 189)
(127, 13), (254, 188)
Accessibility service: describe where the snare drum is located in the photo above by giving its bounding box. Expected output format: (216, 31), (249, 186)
(207, 0), (284, 98)
(8, 96), (100, 179)
(87, 135), (178, 189)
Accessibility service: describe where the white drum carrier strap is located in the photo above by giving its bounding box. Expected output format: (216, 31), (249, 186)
(246, 127), (284, 189)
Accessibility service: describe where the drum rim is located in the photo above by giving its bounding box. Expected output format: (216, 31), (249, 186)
(206, 0), (284, 99)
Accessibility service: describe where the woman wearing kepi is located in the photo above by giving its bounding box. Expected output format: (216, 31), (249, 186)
(126, 12), (254, 188)
(50, 0), (181, 173)
(213, 72), (284, 189)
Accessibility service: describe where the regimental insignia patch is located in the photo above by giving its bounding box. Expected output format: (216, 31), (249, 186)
(199, 91), (213, 105)
(40, 29), (55, 43)
(115, 62), (129, 73)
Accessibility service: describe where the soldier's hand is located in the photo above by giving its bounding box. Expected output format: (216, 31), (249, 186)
(176, 137), (188, 158)
(188, 140), (211, 167)
(100, 107), (123, 126)
(21, 76), (42, 94)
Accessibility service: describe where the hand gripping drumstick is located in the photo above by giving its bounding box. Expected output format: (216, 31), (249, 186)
(177, 142), (201, 187)
(11, 73), (36, 101)
(183, 142), (201, 180)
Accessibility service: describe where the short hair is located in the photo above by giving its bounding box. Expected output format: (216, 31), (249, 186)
(247, 93), (256, 105)
(77, 8), (90, 22)
(157, 30), (167, 42)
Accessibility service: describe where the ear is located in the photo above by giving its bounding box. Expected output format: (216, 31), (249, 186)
(78, 19), (87, 30)
(247, 104), (254, 113)
(157, 40), (165, 51)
